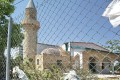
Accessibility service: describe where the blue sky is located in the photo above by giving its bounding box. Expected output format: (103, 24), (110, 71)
(12, 0), (120, 47)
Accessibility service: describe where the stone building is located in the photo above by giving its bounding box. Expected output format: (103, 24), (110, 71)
(36, 48), (70, 70)
(61, 42), (119, 73)
(21, 0), (119, 73)
(35, 43), (70, 70)
(21, 0), (70, 70)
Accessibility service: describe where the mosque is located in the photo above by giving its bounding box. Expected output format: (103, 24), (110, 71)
(21, 0), (119, 73)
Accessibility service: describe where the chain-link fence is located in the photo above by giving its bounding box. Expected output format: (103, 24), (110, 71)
(1, 0), (120, 80)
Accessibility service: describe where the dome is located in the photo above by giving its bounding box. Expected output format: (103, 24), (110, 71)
(41, 48), (60, 55)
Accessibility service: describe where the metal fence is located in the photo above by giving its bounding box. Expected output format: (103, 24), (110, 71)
(1, 0), (120, 80)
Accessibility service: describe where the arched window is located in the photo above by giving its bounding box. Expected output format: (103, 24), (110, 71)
(102, 57), (111, 69)
(37, 59), (39, 65)
(57, 60), (62, 66)
(89, 57), (98, 73)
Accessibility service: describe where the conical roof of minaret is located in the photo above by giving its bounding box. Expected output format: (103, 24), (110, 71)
(26, 0), (36, 9)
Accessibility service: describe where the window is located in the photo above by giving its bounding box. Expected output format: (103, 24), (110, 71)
(57, 60), (62, 66)
(65, 43), (68, 51)
(37, 59), (39, 65)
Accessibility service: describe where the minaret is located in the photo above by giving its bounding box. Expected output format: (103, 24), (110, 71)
(22, 0), (39, 63)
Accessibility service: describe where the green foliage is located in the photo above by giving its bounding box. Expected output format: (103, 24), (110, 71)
(25, 64), (63, 80)
(12, 60), (64, 80)
(106, 40), (120, 73)
(0, 23), (23, 48)
(0, 0), (22, 50)
(114, 63), (120, 71)
(76, 69), (98, 80)
(0, 0), (14, 18)
(0, 22), (23, 78)
(0, 0), (23, 78)
(11, 55), (23, 67)
(12, 59), (99, 80)
(106, 40), (120, 53)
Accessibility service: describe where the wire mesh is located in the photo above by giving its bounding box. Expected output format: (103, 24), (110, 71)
(1, 0), (120, 80)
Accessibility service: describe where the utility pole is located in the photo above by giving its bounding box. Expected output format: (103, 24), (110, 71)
(6, 17), (12, 80)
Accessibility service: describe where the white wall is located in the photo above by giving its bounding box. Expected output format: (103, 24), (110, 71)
(68, 42), (71, 52)
(71, 48), (84, 69)
(61, 42), (86, 69)
(61, 44), (66, 51)
(79, 52), (83, 69)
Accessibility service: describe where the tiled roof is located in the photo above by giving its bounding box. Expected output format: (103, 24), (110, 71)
(70, 42), (109, 52)
(37, 42), (109, 54)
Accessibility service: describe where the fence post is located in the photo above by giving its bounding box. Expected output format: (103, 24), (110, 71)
(6, 17), (12, 80)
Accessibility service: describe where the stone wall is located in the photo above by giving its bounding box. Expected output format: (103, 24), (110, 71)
(35, 54), (70, 70)
(82, 49), (119, 72)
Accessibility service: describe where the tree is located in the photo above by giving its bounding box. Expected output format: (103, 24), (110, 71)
(106, 40), (120, 73)
(0, 0), (23, 79)
(0, 0), (14, 17)
(106, 40), (120, 53)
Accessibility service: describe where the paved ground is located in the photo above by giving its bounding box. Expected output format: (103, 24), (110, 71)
(96, 74), (120, 80)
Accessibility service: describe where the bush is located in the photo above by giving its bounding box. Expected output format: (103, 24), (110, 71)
(12, 57), (98, 80)
(76, 69), (98, 80)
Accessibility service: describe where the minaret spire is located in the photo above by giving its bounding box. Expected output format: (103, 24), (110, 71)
(26, 0), (36, 9)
